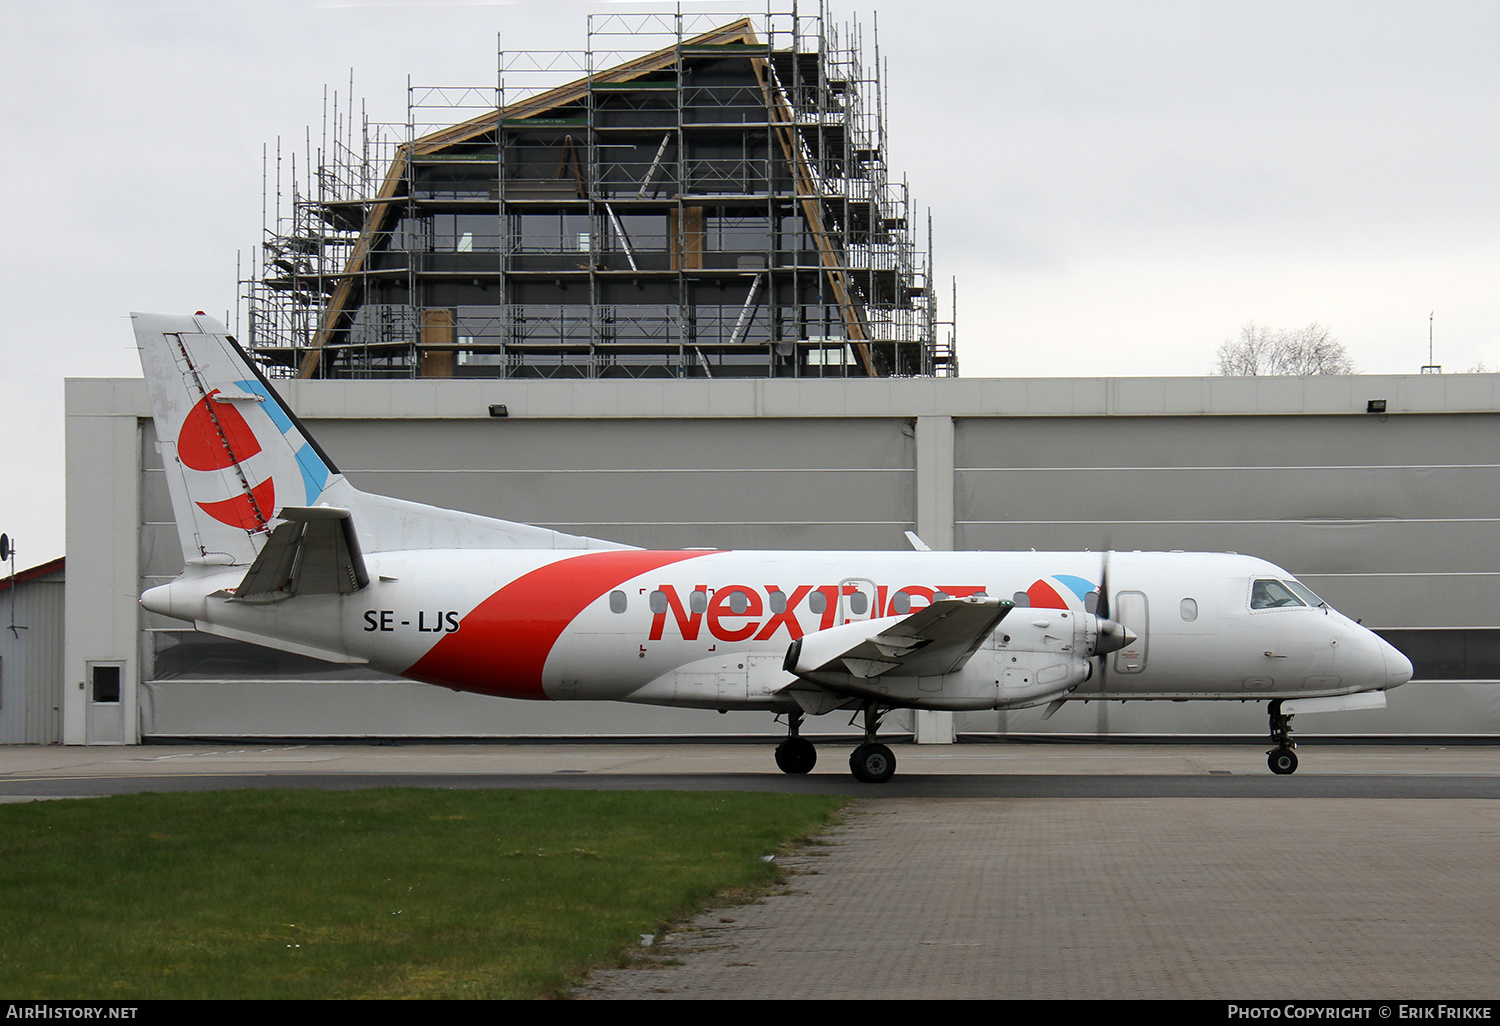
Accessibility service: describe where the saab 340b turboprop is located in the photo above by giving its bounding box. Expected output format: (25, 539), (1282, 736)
(134, 313), (1413, 781)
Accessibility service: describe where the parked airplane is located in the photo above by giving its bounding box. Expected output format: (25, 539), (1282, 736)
(134, 312), (1412, 781)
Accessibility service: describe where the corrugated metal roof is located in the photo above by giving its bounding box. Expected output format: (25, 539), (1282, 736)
(0, 557), (65, 593)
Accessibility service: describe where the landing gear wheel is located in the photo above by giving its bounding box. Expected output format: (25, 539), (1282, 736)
(775, 737), (817, 775)
(1268, 747), (1299, 775)
(849, 743), (896, 784)
(1265, 700), (1300, 775)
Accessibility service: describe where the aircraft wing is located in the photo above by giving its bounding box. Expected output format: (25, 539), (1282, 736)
(233, 506), (370, 599)
(788, 596), (1014, 681)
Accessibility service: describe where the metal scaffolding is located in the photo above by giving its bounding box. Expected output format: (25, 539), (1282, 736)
(243, 4), (956, 379)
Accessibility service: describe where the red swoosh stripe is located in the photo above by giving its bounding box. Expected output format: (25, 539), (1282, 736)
(404, 549), (712, 699)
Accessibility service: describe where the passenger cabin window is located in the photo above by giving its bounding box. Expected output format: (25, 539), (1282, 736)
(848, 592), (868, 615)
(809, 591), (827, 614)
(609, 590), (627, 614)
(1180, 598), (1198, 622)
(726, 589), (750, 614)
(690, 590), (708, 614)
(1012, 592), (1030, 608)
(769, 591), (788, 614)
(1251, 579), (1305, 610)
(649, 590), (667, 614)
(890, 591), (912, 615)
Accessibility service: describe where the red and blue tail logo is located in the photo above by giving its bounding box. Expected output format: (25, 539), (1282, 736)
(175, 380), (331, 531)
(178, 389), (274, 530)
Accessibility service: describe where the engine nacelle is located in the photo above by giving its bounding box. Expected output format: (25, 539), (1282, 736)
(784, 615), (908, 677)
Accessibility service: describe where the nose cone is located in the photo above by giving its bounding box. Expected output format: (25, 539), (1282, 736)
(140, 579), (208, 623)
(140, 582), (174, 617)
(1383, 641), (1414, 689)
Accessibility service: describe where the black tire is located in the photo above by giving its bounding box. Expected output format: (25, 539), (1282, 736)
(775, 737), (817, 775)
(1268, 748), (1298, 775)
(849, 742), (896, 784)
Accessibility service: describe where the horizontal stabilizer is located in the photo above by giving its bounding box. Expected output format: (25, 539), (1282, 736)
(234, 507), (369, 600)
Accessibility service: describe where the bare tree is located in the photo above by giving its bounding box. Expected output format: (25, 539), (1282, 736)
(1214, 322), (1356, 376)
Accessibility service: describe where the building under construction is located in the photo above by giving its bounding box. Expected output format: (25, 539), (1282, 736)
(245, 8), (954, 380)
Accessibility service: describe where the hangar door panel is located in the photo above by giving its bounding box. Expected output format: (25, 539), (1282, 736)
(319, 416), (915, 552)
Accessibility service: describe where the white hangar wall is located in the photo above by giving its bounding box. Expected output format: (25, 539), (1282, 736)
(63, 374), (1500, 744)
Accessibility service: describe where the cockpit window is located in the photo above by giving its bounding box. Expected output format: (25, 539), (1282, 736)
(1283, 580), (1327, 609)
(1251, 579), (1306, 610)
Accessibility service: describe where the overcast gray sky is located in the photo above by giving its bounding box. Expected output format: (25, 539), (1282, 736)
(2, 0), (1497, 563)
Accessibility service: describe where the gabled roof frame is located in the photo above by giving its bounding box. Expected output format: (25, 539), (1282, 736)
(297, 18), (878, 378)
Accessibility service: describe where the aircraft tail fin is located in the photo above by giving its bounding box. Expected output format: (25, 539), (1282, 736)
(134, 312), (342, 566)
(134, 312), (631, 566)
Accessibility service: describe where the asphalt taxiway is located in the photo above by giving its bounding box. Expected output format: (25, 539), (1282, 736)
(4, 741), (1498, 999)
(1, 740), (1498, 800)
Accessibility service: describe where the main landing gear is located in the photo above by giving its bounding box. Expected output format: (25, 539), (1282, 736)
(849, 704), (896, 783)
(773, 705), (898, 783)
(1267, 699), (1299, 775)
(774, 711), (817, 775)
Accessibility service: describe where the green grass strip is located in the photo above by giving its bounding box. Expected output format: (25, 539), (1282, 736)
(0, 788), (846, 1000)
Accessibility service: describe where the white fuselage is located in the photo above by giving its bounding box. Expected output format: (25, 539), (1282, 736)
(143, 548), (1411, 714)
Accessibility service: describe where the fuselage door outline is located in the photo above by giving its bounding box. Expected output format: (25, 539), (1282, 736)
(840, 577), (880, 625)
(1112, 590), (1149, 674)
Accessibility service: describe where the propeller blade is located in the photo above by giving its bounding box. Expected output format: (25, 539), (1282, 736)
(1092, 549), (1114, 692)
(1097, 549), (1111, 622)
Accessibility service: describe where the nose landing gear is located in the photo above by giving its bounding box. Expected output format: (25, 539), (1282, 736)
(1267, 699), (1299, 775)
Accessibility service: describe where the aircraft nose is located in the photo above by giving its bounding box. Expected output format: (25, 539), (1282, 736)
(1383, 640), (1414, 689)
